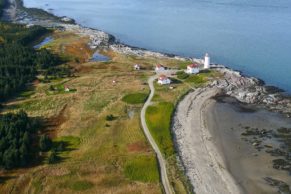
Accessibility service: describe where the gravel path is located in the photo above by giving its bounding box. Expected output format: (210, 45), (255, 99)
(172, 87), (243, 194)
(140, 75), (173, 194)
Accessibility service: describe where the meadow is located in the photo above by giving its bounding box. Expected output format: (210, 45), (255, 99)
(0, 28), (201, 193)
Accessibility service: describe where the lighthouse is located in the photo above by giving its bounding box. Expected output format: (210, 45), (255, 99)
(204, 53), (210, 69)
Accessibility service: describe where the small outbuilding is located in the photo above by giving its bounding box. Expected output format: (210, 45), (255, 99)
(134, 64), (141, 70)
(64, 85), (70, 92)
(186, 64), (200, 74)
(155, 64), (165, 72)
(158, 75), (171, 85)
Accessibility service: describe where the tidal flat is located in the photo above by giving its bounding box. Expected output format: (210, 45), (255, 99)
(206, 96), (291, 194)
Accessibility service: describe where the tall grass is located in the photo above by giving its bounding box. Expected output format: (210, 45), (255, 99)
(122, 93), (148, 104)
(124, 155), (160, 183)
(145, 102), (175, 158)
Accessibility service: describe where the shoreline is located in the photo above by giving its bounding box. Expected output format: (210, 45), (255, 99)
(206, 96), (291, 193)
(1, 0), (289, 96)
(172, 87), (243, 194)
(2, 1), (291, 193)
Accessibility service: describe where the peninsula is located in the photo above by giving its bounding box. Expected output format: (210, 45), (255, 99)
(0, 0), (290, 193)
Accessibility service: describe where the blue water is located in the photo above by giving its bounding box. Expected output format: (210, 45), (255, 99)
(33, 36), (53, 49)
(24, 0), (291, 92)
(91, 52), (110, 62)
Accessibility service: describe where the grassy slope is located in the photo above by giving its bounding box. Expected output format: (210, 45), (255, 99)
(145, 69), (222, 193)
(146, 102), (175, 158)
(0, 29), (198, 194)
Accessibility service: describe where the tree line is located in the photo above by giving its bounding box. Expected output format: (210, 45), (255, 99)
(0, 110), (39, 169)
(0, 22), (62, 100)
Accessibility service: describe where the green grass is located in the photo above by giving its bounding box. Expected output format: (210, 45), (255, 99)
(124, 155), (160, 183)
(84, 92), (118, 112)
(15, 97), (68, 113)
(145, 102), (175, 158)
(178, 61), (193, 69)
(53, 136), (80, 156)
(122, 93), (148, 104)
(185, 74), (207, 85)
(32, 178), (43, 193)
(19, 90), (35, 98)
(176, 71), (189, 80)
(65, 180), (94, 191)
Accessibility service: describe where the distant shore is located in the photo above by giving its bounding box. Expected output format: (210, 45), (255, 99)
(2, 0), (291, 193)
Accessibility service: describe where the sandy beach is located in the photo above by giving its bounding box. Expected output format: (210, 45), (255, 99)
(173, 87), (291, 194)
(172, 87), (243, 194)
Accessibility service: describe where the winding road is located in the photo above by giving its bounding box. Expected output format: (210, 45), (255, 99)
(140, 75), (173, 194)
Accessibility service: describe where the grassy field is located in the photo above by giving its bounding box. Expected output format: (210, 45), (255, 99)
(0, 24), (223, 193)
(146, 79), (192, 194)
(146, 102), (175, 158)
(144, 68), (222, 193)
(0, 28), (201, 194)
(122, 93), (148, 104)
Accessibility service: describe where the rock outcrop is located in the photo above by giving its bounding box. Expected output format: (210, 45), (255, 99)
(210, 65), (291, 117)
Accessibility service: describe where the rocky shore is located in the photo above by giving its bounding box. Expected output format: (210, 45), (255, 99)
(4, 0), (291, 116)
(2, 1), (291, 193)
(210, 65), (291, 118)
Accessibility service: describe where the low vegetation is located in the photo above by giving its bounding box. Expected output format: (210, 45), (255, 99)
(124, 155), (160, 182)
(0, 20), (207, 193)
(146, 102), (175, 157)
(122, 93), (148, 104)
(62, 180), (94, 191)
(176, 71), (189, 80)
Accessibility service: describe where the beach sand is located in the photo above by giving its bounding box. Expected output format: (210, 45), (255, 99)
(172, 87), (243, 194)
(172, 87), (291, 194)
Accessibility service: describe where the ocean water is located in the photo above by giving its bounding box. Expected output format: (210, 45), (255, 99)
(24, 0), (291, 92)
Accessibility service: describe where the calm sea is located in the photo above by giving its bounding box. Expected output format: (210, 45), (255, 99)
(24, 0), (291, 92)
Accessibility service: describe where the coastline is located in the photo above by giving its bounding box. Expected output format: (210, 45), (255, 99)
(2, 0), (291, 193)
(206, 97), (291, 194)
(172, 87), (244, 194)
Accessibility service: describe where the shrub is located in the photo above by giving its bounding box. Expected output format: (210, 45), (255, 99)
(39, 135), (52, 152)
(106, 114), (115, 121)
(122, 93), (148, 104)
(176, 71), (189, 80)
(48, 150), (58, 164)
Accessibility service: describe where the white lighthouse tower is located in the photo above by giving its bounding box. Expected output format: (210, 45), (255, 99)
(204, 53), (210, 69)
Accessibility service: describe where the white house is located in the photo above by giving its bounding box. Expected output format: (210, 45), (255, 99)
(134, 64), (141, 70)
(64, 85), (70, 92)
(204, 53), (210, 69)
(155, 64), (165, 72)
(158, 75), (171, 85)
(186, 64), (200, 74)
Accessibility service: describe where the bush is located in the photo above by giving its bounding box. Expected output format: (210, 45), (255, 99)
(176, 71), (189, 80)
(122, 93), (148, 104)
(39, 135), (52, 152)
(106, 114), (115, 121)
(48, 150), (58, 164)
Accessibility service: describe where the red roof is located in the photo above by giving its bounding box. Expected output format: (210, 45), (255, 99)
(156, 64), (163, 68)
(159, 75), (168, 80)
(188, 64), (199, 68)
